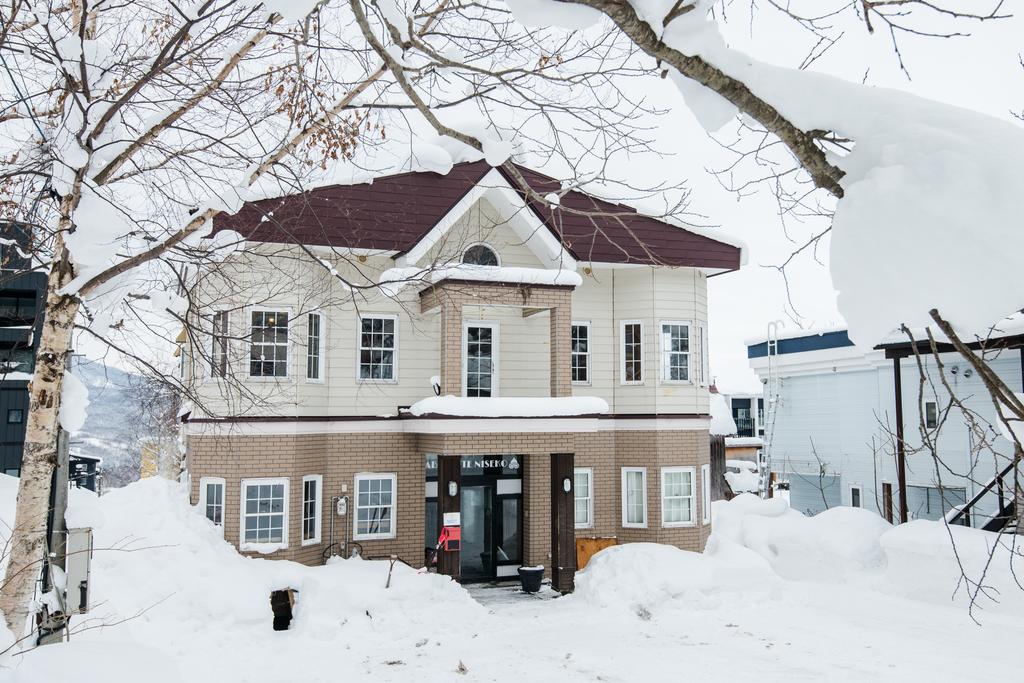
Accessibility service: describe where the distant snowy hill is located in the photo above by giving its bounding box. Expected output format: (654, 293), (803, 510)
(69, 360), (142, 483)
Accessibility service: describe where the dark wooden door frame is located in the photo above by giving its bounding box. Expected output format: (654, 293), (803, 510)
(437, 454), (461, 580)
(550, 452), (576, 593)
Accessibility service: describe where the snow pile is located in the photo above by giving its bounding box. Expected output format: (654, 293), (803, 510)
(378, 264), (582, 296)
(409, 395), (608, 417)
(724, 460), (759, 494)
(58, 371), (90, 432)
(709, 392), (736, 436)
(1, 476), (486, 680)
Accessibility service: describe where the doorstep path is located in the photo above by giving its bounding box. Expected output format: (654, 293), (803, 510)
(465, 582), (561, 608)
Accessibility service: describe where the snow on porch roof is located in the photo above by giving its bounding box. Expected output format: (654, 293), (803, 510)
(408, 395), (609, 418)
(213, 161), (743, 269)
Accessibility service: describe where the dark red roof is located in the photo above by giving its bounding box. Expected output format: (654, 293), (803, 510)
(214, 162), (742, 269)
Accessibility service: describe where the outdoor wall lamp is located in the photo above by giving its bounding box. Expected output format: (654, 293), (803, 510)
(448, 481), (458, 497)
(562, 477), (572, 493)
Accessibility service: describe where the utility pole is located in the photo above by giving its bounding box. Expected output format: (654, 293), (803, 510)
(892, 356), (909, 524)
(37, 427), (70, 645)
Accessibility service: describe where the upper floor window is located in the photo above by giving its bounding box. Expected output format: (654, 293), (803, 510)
(660, 321), (690, 382)
(571, 322), (590, 384)
(925, 401), (938, 429)
(0, 291), (36, 326)
(462, 243), (499, 267)
(464, 322), (498, 397)
(359, 315), (396, 381)
(211, 311), (228, 378)
(621, 321), (643, 384)
(307, 312), (323, 381)
(249, 311), (289, 377)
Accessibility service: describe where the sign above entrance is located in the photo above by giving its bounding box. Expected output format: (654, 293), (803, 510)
(426, 454), (522, 477)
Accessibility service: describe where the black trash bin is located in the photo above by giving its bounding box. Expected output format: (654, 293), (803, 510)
(518, 566), (544, 593)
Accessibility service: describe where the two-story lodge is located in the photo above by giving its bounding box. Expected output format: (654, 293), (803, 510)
(182, 161), (743, 591)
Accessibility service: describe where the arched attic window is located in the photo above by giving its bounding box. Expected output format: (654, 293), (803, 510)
(462, 243), (500, 267)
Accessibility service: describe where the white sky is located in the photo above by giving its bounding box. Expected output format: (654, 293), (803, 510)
(79, 6), (1023, 392)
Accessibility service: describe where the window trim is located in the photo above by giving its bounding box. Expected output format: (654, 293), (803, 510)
(199, 476), (226, 536)
(239, 477), (289, 550)
(659, 320), (693, 384)
(701, 463), (711, 525)
(353, 472), (398, 541)
(461, 241), (501, 267)
(247, 307), (292, 380)
(661, 466), (697, 528)
(620, 466), (648, 528)
(619, 320), (644, 386)
(850, 484), (863, 509)
(356, 313), (399, 384)
(301, 474), (323, 546)
(571, 321), (591, 386)
(462, 320), (500, 397)
(306, 312), (325, 383)
(574, 467), (594, 529)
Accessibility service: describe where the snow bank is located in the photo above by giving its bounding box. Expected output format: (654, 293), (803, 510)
(59, 371), (90, 433)
(409, 395), (608, 417)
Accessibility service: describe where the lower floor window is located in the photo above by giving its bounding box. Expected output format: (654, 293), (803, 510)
(661, 467), (695, 526)
(621, 467), (647, 527)
(574, 468), (593, 528)
(701, 464), (711, 524)
(850, 485), (862, 508)
(200, 477), (225, 531)
(241, 478), (288, 546)
(302, 474), (322, 545)
(355, 473), (396, 539)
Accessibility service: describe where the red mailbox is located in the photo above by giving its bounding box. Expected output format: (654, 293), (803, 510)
(438, 525), (461, 551)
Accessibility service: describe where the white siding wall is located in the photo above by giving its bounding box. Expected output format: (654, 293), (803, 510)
(188, 197), (713, 418)
(760, 349), (1021, 526)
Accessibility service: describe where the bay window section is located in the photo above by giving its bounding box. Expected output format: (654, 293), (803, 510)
(249, 310), (289, 377)
(464, 323), (497, 397)
(302, 474), (322, 545)
(660, 322), (691, 382)
(359, 315), (397, 381)
(199, 477), (225, 534)
(662, 467), (696, 527)
(240, 478), (288, 549)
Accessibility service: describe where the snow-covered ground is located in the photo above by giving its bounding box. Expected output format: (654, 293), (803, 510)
(1, 475), (1021, 682)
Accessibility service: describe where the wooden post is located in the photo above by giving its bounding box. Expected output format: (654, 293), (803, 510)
(709, 434), (726, 501)
(437, 455), (461, 580)
(893, 357), (909, 524)
(549, 453), (576, 593)
(882, 482), (894, 524)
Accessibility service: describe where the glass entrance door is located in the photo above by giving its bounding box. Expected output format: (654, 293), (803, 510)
(460, 485), (494, 581)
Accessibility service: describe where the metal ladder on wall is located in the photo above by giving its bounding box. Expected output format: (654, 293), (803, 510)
(760, 321), (783, 498)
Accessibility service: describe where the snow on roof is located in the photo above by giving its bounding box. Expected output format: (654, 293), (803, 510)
(744, 324), (849, 348)
(709, 393), (737, 436)
(726, 459), (758, 470)
(379, 264), (582, 296)
(724, 469), (760, 494)
(725, 437), (763, 448)
(408, 395), (608, 418)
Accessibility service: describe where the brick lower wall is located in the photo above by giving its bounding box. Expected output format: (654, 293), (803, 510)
(186, 426), (711, 572)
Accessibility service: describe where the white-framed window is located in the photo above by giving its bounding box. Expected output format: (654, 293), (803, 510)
(621, 467), (647, 528)
(571, 322), (590, 384)
(358, 314), (397, 381)
(301, 474), (322, 545)
(574, 467), (593, 528)
(249, 310), (289, 378)
(925, 401), (938, 429)
(306, 312), (324, 381)
(199, 476), (225, 534)
(660, 321), (691, 383)
(661, 466), (696, 527)
(850, 484), (863, 508)
(698, 323), (709, 386)
(211, 311), (229, 378)
(463, 321), (499, 397)
(354, 473), (397, 540)
(620, 320), (643, 385)
(240, 477), (289, 549)
(462, 242), (500, 266)
(701, 463), (711, 525)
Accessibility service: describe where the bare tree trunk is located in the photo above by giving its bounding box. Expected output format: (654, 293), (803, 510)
(0, 241), (78, 638)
